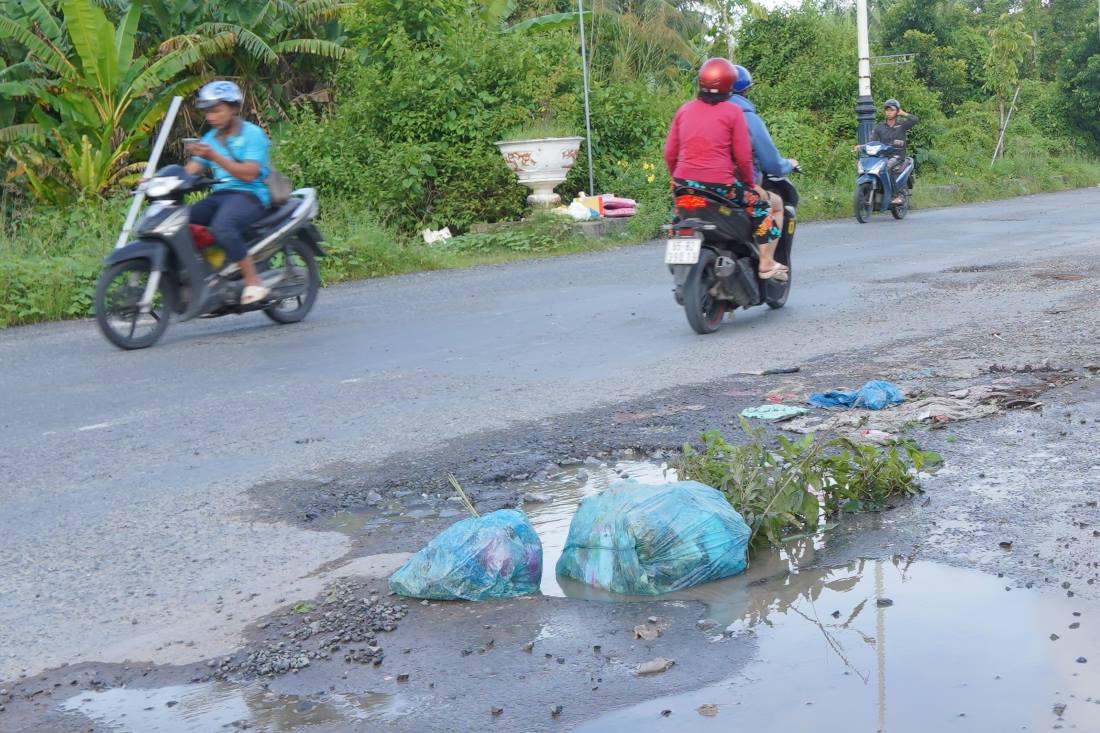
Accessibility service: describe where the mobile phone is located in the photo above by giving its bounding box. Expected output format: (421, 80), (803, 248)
(182, 137), (200, 147)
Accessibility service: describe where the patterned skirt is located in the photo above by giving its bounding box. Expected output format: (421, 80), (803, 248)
(674, 178), (779, 245)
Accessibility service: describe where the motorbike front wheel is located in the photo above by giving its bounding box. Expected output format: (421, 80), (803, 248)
(854, 182), (873, 224)
(263, 239), (321, 324)
(682, 248), (727, 335)
(94, 259), (174, 350)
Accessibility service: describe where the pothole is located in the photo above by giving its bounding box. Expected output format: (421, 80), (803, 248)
(573, 559), (1100, 732)
(60, 681), (412, 732)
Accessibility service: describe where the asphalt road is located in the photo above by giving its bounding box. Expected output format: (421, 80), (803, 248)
(3, 187), (1099, 682)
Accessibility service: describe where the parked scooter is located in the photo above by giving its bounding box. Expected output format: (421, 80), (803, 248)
(853, 141), (914, 223)
(665, 172), (799, 334)
(93, 164), (325, 349)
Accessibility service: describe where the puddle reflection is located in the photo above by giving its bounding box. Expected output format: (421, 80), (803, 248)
(575, 559), (1100, 732)
(62, 682), (405, 732)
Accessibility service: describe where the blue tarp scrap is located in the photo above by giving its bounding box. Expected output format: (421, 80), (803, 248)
(808, 380), (905, 411)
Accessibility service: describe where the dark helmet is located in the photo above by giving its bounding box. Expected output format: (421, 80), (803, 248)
(196, 80), (244, 109)
(698, 58), (737, 96)
(732, 64), (753, 94)
(883, 98), (900, 110)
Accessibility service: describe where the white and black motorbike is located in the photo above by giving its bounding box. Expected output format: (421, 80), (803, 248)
(665, 173), (800, 334)
(94, 164), (325, 349)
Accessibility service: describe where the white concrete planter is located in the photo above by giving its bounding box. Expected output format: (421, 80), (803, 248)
(495, 136), (583, 207)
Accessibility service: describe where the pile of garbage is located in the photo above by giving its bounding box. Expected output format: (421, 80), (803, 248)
(555, 480), (750, 595)
(390, 481), (750, 600)
(563, 193), (638, 221)
(389, 509), (543, 601)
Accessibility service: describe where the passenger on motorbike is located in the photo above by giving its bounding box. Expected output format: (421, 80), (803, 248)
(728, 64), (798, 250)
(664, 59), (787, 280)
(869, 98), (918, 205)
(184, 80), (272, 305)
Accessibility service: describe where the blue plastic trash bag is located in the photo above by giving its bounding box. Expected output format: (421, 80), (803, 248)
(808, 379), (905, 410)
(555, 481), (750, 595)
(389, 509), (543, 601)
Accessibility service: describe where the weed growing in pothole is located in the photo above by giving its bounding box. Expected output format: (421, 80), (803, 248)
(679, 420), (942, 548)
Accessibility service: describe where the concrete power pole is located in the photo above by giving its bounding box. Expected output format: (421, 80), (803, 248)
(856, 0), (875, 143)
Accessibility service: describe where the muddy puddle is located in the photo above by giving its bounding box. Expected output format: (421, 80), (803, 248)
(575, 558), (1100, 732)
(61, 680), (411, 732)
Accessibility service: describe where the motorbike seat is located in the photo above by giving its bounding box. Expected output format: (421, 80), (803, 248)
(247, 199), (299, 236)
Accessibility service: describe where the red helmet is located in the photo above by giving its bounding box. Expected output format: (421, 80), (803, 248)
(698, 58), (737, 95)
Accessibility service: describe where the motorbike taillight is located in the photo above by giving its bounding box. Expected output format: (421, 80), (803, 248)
(675, 194), (708, 210)
(676, 228), (696, 237)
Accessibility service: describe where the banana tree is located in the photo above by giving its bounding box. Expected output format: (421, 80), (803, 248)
(0, 0), (232, 202)
(146, 0), (350, 121)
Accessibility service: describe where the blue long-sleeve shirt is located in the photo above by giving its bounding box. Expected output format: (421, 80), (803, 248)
(729, 95), (793, 181)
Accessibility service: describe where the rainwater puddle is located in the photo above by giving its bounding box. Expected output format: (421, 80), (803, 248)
(523, 459), (677, 597)
(61, 681), (406, 732)
(574, 559), (1100, 732)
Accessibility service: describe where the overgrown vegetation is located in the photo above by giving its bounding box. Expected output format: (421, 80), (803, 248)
(2, 0), (1099, 328)
(678, 422), (942, 549)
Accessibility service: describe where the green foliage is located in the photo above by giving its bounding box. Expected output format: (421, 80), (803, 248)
(279, 13), (583, 232)
(678, 421), (942, 548)
(443, 211), (583, 253)
(1056, 19), (1100, 149)
(0, 0), (232, 202)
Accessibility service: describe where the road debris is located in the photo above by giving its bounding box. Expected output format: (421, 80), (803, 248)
(633, 623), (661, 641)
(636, 658), (675, 675)
(697, 704), (719, 717)
(740, 404), (809, 422)
(808, 380), (905, 410)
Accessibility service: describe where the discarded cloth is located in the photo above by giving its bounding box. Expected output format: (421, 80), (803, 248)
(556, 481), (750, 595)
(741, 404), (809, 422)
(389, 509), (543, 601)
(808, 380), (905, 410)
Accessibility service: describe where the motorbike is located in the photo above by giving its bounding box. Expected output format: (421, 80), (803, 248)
(853, 141), (914, 223)
(665, 172), (799, 335)
(93, 165), (325, 350)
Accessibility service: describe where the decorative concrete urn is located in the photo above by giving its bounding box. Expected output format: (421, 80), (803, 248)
(495, 136), (583, 207)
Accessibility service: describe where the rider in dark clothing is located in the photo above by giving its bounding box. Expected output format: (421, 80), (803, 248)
(869, 98), (918, 204)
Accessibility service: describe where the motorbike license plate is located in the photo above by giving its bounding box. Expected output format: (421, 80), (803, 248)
(665, 237), (702, 265)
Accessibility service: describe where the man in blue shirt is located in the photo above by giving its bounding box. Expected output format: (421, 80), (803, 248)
(728, 65), (798, 243)
(184, 80), (272, 305)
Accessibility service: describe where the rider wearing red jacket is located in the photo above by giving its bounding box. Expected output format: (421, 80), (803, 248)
(664, 59), (786, 280)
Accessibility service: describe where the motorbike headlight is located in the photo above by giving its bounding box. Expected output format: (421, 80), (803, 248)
(144, 177), (181, 198)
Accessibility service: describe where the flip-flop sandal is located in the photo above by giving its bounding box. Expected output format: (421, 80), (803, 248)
(759, 266), (789, 282)
(241, 284), (271, 305)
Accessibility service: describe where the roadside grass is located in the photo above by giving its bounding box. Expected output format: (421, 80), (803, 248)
(2, 151), (1098, 329)
(678, 421), (943, 549)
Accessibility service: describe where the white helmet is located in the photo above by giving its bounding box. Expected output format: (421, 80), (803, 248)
(196, 80), (243, 109)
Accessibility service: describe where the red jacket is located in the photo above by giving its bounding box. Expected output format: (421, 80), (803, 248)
(664, 98), (755, 187)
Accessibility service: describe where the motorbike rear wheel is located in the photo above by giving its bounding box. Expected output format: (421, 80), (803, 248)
(854, 182), (873, 224)
(682, 248), (727, 335)
(263, 239), (320, 324)
(891, 190), (909, 219)
(94, 259), (174, 350)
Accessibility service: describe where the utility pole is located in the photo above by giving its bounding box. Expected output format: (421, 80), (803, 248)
(855, 0), (875, 144)
(578, 0), (595, 196)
